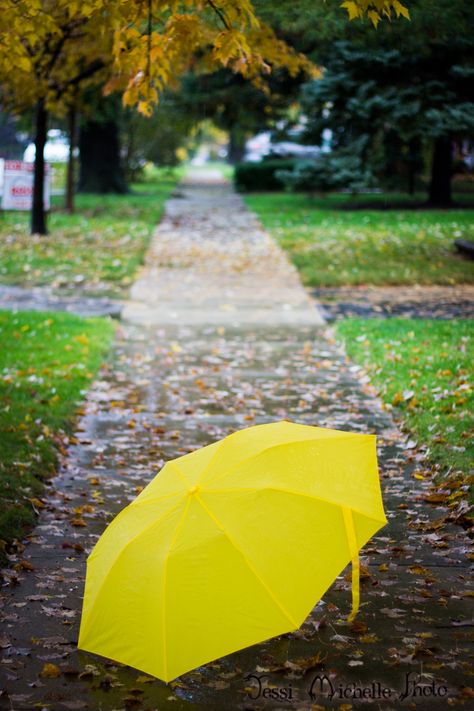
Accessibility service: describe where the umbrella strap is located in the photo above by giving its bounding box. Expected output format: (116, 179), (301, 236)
(342, 507), (360, 622)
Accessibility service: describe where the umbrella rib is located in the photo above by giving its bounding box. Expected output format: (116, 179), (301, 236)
(80, 498), (186, 643)
(167, 461), (193, 487)
(195, 493), (299, 630)
(201, 435), (368, 488)
(205, 486), (384, 524)
(162, 495), (193, 682)
(131, 490), (187, 507)
(87, 494), (185, 564)
(192, 438), (229, 483)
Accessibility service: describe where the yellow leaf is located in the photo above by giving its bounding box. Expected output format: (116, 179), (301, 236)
(368, 10), (380, 28)
(74, 504), (94, 514)
(40, 663), (61, 678)
(393, 1), (410, 20)
(341, 1), (362, 21)
(408, 565), (430, 576)
(138, 100), (153, 117)
(18, 55), (31, 71)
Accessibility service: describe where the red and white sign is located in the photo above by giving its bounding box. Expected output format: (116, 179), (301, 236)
(1, 160), (50, 211)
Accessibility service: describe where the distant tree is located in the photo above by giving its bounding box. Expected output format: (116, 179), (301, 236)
(0, 110), (27, 159)
(121, 97), (195, 179)
(287, 0), (474, 205)
(77, 94), (128, 194)
(177, 67), (310, 164)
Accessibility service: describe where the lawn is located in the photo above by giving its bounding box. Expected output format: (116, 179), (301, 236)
(0, 168), (180, 297)
(0, 310), (114, 558)
(336, 318), (473, 481)
(245, 192), (474, 287)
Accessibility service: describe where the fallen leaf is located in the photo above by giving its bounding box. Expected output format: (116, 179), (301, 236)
(40, 663), (61, 678)
(70, 517), (87, 527)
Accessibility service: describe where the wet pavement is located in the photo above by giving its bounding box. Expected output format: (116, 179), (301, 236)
(0, 285), (122, 319)
(311, 286), (474, 322)
(1, 172), (472, 711)
(122, 170), (323, 327)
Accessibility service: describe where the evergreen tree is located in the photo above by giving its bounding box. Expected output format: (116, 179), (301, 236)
(265, 0), (474, 204)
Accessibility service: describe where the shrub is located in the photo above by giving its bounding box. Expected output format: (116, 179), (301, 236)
(278, 150), (377, 194)
(234, 159), (296, 192)
(277, 157), (334, 193)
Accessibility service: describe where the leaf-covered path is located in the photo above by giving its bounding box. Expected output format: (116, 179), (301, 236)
(1, 172), (472, 710)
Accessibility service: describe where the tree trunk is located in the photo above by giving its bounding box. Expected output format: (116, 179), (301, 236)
(407, 165), (415, 196)
(31, 99), (48, 235)
(407, 139), (415, 196)
(78, 116), (128, 193)
(228, 126), (246, 164)
(428, 136), (452, 206)
(65, 106), (77, 214)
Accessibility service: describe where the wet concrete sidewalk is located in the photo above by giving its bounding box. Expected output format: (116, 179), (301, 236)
(0, 285), (122, 319)
(1, 171), (472, 711)
(123, 169), (323, 327)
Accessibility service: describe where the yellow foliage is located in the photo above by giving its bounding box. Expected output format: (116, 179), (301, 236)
(0, 0), (410, 117)
(341, 0), (410, 24)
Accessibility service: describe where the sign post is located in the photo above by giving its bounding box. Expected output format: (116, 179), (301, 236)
(1, 161), (50, 211)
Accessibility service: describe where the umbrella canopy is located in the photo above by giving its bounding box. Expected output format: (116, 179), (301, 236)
(78, 420), (386, 682)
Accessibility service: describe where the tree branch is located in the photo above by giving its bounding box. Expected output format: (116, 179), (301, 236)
(51, 58), (107, 100)
(146, 0), (152, 79)
(207, 0), (231, 31)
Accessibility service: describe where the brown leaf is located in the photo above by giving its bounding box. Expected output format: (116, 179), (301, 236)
(350, 619), (368, 634)
(62, 542), (85, 553)
(70, 517), (87, 527)
(14, 560), (34, 572)
(424, 493), (449, 504)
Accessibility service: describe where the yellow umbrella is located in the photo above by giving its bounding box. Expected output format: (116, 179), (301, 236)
(78, 420), (386, 682)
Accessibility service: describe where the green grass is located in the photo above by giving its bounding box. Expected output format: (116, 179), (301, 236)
(336, 318), (473, 477)
(0, 168), (180, 297)
(245, 192), (474, 287)
(0, 310), (114, 555)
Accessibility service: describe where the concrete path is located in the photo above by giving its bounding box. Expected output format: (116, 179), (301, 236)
(123, 170), (324, 326)
(0, 171), (471, 711)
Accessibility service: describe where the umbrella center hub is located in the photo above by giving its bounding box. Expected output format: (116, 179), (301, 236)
(188, 485), (199, 495)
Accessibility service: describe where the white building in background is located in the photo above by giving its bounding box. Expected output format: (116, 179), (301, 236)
(244, 126), (332, 163)
(23, 129), (70, 163)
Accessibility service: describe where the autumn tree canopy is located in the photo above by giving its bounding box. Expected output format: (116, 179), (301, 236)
(0, 0), (410, 233)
